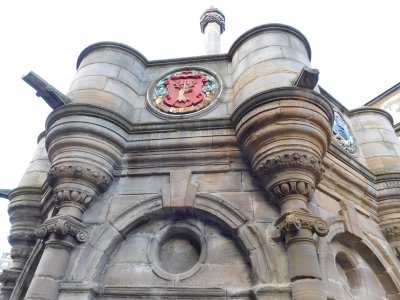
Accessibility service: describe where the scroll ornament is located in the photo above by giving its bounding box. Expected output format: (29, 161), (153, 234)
(35, 215), (89, 243)
(272, 211), (329, 241)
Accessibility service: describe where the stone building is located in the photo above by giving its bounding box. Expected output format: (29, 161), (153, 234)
(1, 7), (400, 300)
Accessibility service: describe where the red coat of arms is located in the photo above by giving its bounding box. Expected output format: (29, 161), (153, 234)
(163, 72), (207, 108)
(153, 69), (219, 114)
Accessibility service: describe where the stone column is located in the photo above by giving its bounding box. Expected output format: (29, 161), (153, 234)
(233, 88), (333, 300)
(0, 189), (41, 300)
(24, 106), (124, 300)
(257, 155), (329, 299)
(0, 135), (48, 300)
(200, 7), (225, 55)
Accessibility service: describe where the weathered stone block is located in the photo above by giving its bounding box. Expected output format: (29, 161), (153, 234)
(118, 68), (143, 95)
(75, 62), (120, 80)
(214, 192), (254, 219)
(104, 78), (139, 104)
(69, 75), (107, 92)
(119, 175), (169, 195)
(253, 191), (279, 222)
(192, 172), (242, 192)
(112, 235), (151, 263)
(103, 263), (160, 286)
(25, 276), (59, 300)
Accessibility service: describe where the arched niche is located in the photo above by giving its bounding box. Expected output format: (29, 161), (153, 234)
(334, 251), (361, 292)
(65, 193), (282, 288)
(320, 220), (400, 299)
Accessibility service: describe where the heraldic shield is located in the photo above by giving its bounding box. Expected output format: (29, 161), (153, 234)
(163, 71), (208, 108)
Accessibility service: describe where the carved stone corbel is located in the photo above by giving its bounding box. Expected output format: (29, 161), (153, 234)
(46, 163), (113, 218)
(47, 164), (112, 193)
(256, 153), (325, 184)
(255, 152), (324, 204)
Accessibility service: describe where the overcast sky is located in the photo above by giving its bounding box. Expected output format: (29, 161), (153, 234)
(0, 0), (399, 253)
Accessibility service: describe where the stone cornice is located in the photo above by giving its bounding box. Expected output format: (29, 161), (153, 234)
(46, 103), (233, 136)
(319, 87), (351, 115)
(8, 186), (43, 199)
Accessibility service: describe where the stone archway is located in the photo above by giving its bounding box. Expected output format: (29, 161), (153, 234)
(64, 193), (281, 288)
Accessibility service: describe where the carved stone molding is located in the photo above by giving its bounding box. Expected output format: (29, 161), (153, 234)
(268, 180), (315, 202)
(0, 269), (19, 288)
(255, 153), (324, 184)
(200, 7), (225, 34)
(10, 246), (32, 261)
(8, 232), (35, 244)
(54, 189), (93, 207)
(47, 164), (112, 192)
(35, 215), (89, 243)
(382, 225), (400, 241)
(273, 211), (329, 240)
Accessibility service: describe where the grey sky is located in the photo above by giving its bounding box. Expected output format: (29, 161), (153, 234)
(0, 0), (399, 253)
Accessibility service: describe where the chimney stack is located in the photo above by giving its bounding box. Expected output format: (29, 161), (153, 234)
(200, 7), (225, 55)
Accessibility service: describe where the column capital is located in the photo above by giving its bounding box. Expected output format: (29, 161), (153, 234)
(273, 211), (329, 240)
(35, 215), (89, 243)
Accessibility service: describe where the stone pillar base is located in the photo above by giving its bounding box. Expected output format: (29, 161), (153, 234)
(292, 278), (326, 300)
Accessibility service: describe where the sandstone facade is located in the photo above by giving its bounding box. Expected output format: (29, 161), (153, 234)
(1, 22), (400, 300)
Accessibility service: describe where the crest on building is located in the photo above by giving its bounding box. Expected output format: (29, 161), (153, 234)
(332, 112), (357, 154)
(148, 68), (221, 118)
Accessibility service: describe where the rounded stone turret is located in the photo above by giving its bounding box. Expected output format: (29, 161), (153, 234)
(230, 23), (333, 299)
(229, 24), (313, 110)
(350, 107), (400, 174)
(67, 42), (148, 120)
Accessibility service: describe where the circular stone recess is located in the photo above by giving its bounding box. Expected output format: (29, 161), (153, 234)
(148, 222), (207, 281)
(159, 232), (201, 274)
